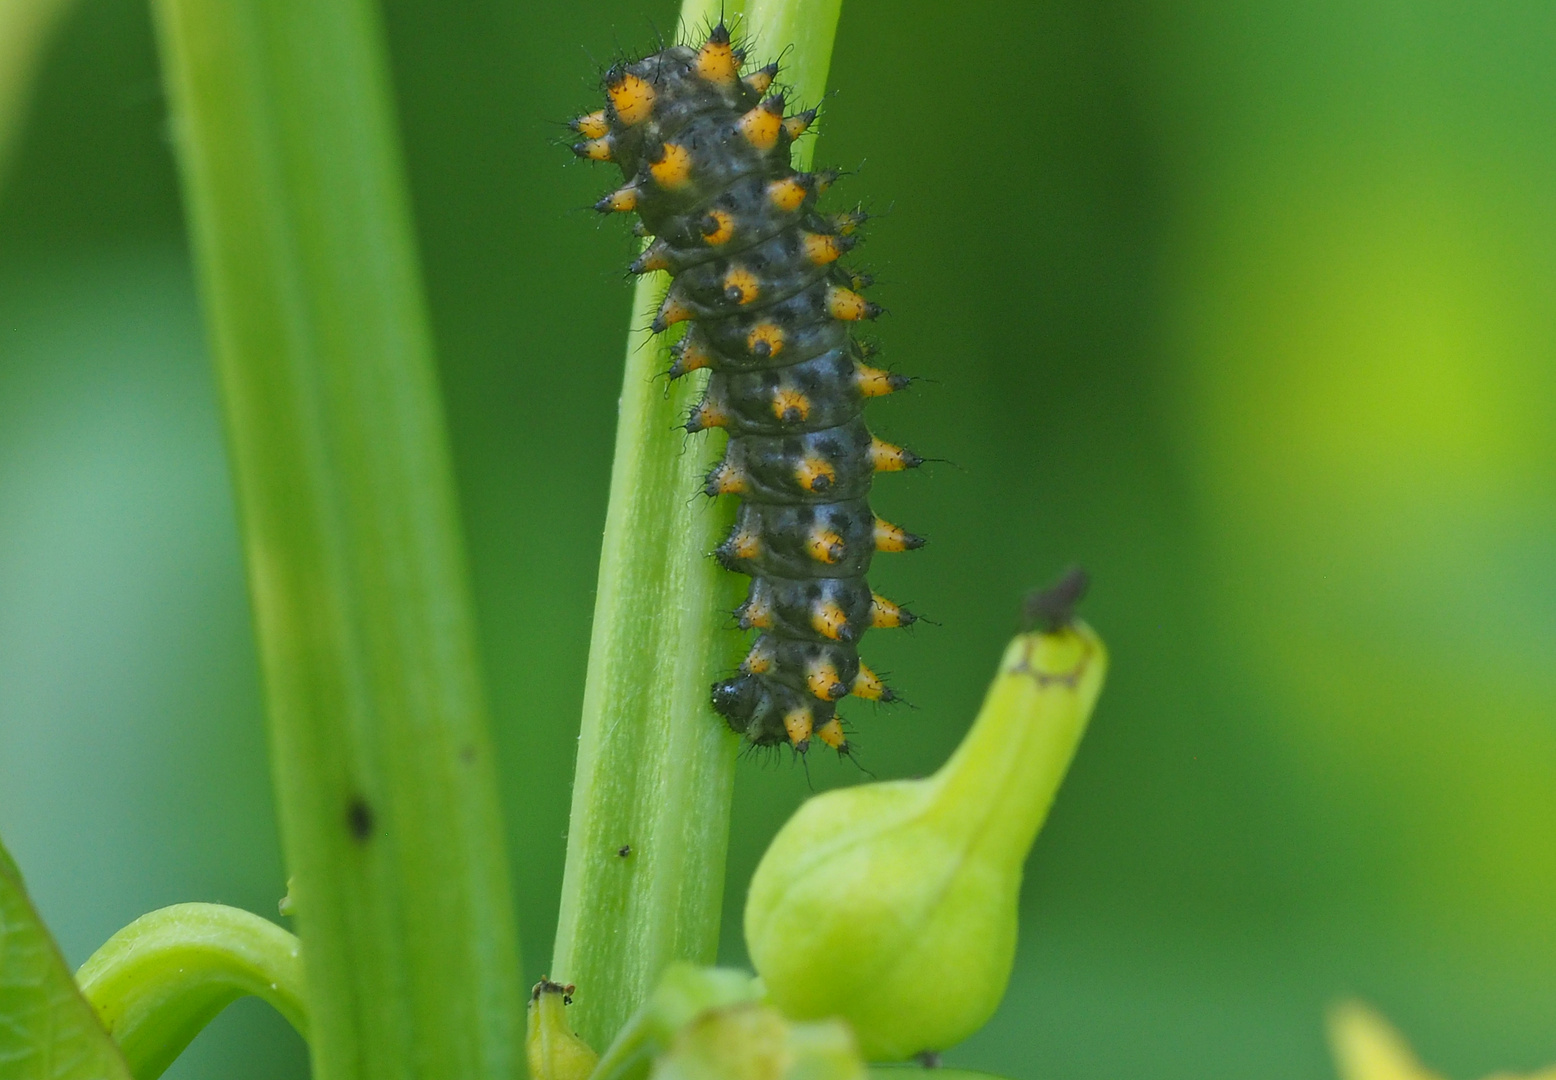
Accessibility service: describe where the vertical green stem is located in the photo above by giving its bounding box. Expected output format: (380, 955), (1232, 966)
(150, 3), (523, 1080)
(744, 0), (844, 102)
(550, 0), (844, 1051)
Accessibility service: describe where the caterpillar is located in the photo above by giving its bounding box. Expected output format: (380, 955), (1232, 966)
(571, 24), (923, 756)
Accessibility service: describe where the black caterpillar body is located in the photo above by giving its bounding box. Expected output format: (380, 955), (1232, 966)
(571, 25), (923, 755)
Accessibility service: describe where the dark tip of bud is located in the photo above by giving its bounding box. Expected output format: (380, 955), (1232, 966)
(810, 474), (832, 493)
(650, 316), (668, 333)
(897, 609), (918, 627)
(781, 407), (802, 424)
(887, 372), (913, 392)
(879, 687), (899, 703)
(708, 22), (731, 44)
(592, 195), (615, 213)
(1022, 566), (1090, 633)
(751, 340), (772, 359)
(724, 285), (745, 302)
(761, 94), (786, 113)
(864, 301), (884, 319)
(571, 142), (590, 158)
(901, 447), (923, 468)
(836, 233), (859, 253)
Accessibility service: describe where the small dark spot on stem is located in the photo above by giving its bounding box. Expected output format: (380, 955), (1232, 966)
(347, 797), (375, 842)
(916, 1050), (942, 1069)
(617, 844), (632, 858)
(459, 744), (476, 764)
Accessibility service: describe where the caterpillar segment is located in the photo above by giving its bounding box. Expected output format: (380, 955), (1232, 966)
(573, 26), (924, 755)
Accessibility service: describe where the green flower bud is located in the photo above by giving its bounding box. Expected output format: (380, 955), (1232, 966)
(631, 962), (764, 1044)
(1327, 1000), (1556, 1080)
(588, 963), (765, 1080)
(527, 980), (598, 1080)
(651, 1002), (866, 1080)
(745, 622), (1107, 1061)
(587, 964), (865, 1080)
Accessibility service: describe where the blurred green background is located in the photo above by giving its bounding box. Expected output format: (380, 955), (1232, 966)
(2, 1), (1554, 1077)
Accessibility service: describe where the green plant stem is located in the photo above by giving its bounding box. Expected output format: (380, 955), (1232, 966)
(744, 0), (845, 99)
(75, 903), (306, 1080)
(149, 3), (523, 1080)
(550, 0), (844, 1052)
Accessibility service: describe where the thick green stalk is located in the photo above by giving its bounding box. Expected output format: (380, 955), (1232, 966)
(743, 0), (845, 98)
(76, 903), (307, 1080)
(551, 0), (844, 1051)
(149, 3), (523, 1080)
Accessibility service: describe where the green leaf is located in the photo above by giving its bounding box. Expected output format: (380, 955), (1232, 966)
(550, 0), (847, 1053)
(147, 1), (524, 1078)
(0, 0), (77, 181)
(74, 903), (307, 1080)
(0, 838), (133, 1080)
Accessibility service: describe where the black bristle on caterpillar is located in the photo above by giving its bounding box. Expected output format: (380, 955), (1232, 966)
(570, 24), (924, 756)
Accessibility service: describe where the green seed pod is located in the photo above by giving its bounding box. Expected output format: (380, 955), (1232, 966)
(650, 1002), (866, 1080)
(526, 981), (598, 1080)
(587, 963), (765, 1080)
(744, 622), (1107, 1061)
